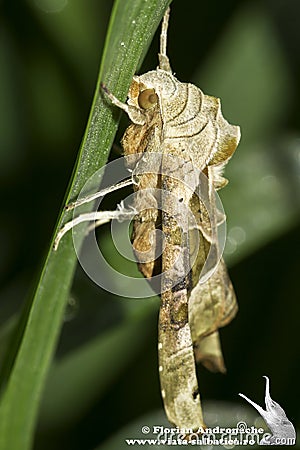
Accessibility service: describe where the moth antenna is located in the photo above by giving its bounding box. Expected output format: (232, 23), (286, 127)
(158, 7), (172, 72)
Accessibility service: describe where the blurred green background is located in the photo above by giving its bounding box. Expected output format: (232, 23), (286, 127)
(0, 0), (300, 448)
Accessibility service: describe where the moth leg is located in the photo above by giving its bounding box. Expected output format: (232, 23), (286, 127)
(66, 178), (133, 211)
(86, 202), (136, 233)
(53, 207), (136, 251)
(101, 83), (146, 125)
(158, 7), (172, 72)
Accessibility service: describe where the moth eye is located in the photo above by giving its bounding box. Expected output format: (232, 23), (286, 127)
(138, 89), (158, 109)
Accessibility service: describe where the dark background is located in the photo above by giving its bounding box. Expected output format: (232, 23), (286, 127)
(0, 0), (299, 448)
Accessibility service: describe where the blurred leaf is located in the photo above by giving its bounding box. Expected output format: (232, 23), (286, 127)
(38, 311), (154, 429)
(0, 1), (172, 449)
(193, 4), (300, 264)
(0, 26), (25, 174)
(27, 0), (112, 90)
(0, 316), (18, 368)
(194, 4), (292, 141)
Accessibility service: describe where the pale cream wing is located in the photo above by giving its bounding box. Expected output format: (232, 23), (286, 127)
(158, 156), (205, 429)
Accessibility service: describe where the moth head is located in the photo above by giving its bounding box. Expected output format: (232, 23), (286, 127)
(127, 78), (159, 111)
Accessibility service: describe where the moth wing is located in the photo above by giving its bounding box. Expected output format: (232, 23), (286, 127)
(124, 117), (163, 278)
(193, 331), (226, 374)
(158, 297), (205, 429)
(189, 259), (238, 372)
(157, 153), (205, 430)
(217, 259), (238, 327)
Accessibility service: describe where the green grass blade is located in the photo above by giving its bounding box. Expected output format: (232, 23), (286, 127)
(38, 311), (155, 429)
(0, 1), (171, 449)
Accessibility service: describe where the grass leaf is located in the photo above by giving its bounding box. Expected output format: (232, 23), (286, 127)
(0, 1), (171, 448)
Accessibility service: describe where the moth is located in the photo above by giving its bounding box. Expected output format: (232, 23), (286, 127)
(54, 7), (240, 431)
